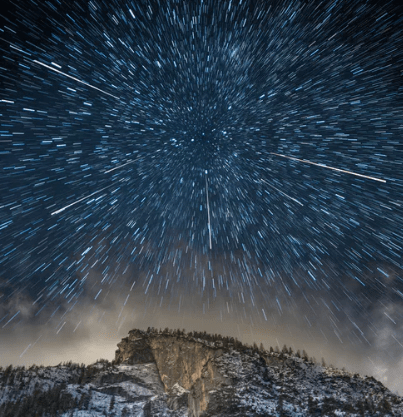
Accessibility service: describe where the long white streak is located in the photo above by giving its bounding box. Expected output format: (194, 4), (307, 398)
(20, 344), (32, 358)
(51, 185), (113, 215)
(33, 60), (121, 100)
(205, 173), (212, 250)
(56, 321), (66, 334)
(271, 152), (386, 183)
(262, 180), (304, 206)
(73, 321), (82, 333)
(104, 159), (136, 174)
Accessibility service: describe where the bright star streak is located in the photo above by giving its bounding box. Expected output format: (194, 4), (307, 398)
(33, 60), (121, 101)
(205, 172), (212, 250)
(261, 180), (304, 206)
(104, 159), (137, 174)
(51, 185), (114, 215)
(270, 153), (386, 183)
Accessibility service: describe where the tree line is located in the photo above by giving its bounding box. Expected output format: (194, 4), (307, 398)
(133, 326), (319, 363)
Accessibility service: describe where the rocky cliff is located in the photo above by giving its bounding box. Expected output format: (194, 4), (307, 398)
(1, 327), (403, 416)
(115, 329), (230, 416)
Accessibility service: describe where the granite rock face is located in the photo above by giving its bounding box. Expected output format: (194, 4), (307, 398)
(115, 332), (155, 365)
(1, 328), (403, 416)
(115, 329), (230, 416)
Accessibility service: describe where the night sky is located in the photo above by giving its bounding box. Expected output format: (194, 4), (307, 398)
(1, 0), (403, 394)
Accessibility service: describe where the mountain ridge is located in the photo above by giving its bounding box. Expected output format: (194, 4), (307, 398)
(0, 327), (402, 416)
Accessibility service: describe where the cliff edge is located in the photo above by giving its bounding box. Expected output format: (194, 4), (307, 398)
(115, 328), (230, 416)
(0, 327), (402, 416)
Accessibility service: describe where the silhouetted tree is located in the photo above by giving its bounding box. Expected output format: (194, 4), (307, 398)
(379, 397), (392, 414)
(109, 394), (115, 411)
(308, 395), (318, 415)
(122, 406), (131, 416)
(277, 395), (285, 416)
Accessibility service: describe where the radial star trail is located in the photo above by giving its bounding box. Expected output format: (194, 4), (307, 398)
(51, 185), (115, 216)
(104, 159), (137, 174)
(270, 153), (387, 183)
(32, 60), (122, 101)
(261, 180), (304, 207)
(0, 0), (403, 393)
(205, 171), (212, 250)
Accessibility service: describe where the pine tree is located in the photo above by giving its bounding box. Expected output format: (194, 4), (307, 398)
(109, 394), (115, 411)
(277, 394), (285, 417)
(122, 406), (131, 416)
(380, 397), (392, 413)
(308, 395), (316, 414)
(4, 365), (13, 383)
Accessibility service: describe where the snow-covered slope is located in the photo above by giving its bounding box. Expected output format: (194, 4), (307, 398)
(0, 328), (402, 416)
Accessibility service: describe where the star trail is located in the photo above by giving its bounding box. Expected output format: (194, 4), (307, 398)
(1, 0), (403, 393)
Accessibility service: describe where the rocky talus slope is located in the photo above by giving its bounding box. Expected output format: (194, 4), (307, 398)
(0, 327), (402, 416)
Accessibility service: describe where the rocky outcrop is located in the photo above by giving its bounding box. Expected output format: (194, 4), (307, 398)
(114, 329), (231, 416)
(1, 328), (403, 416)
(115, 331), (155, 364)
